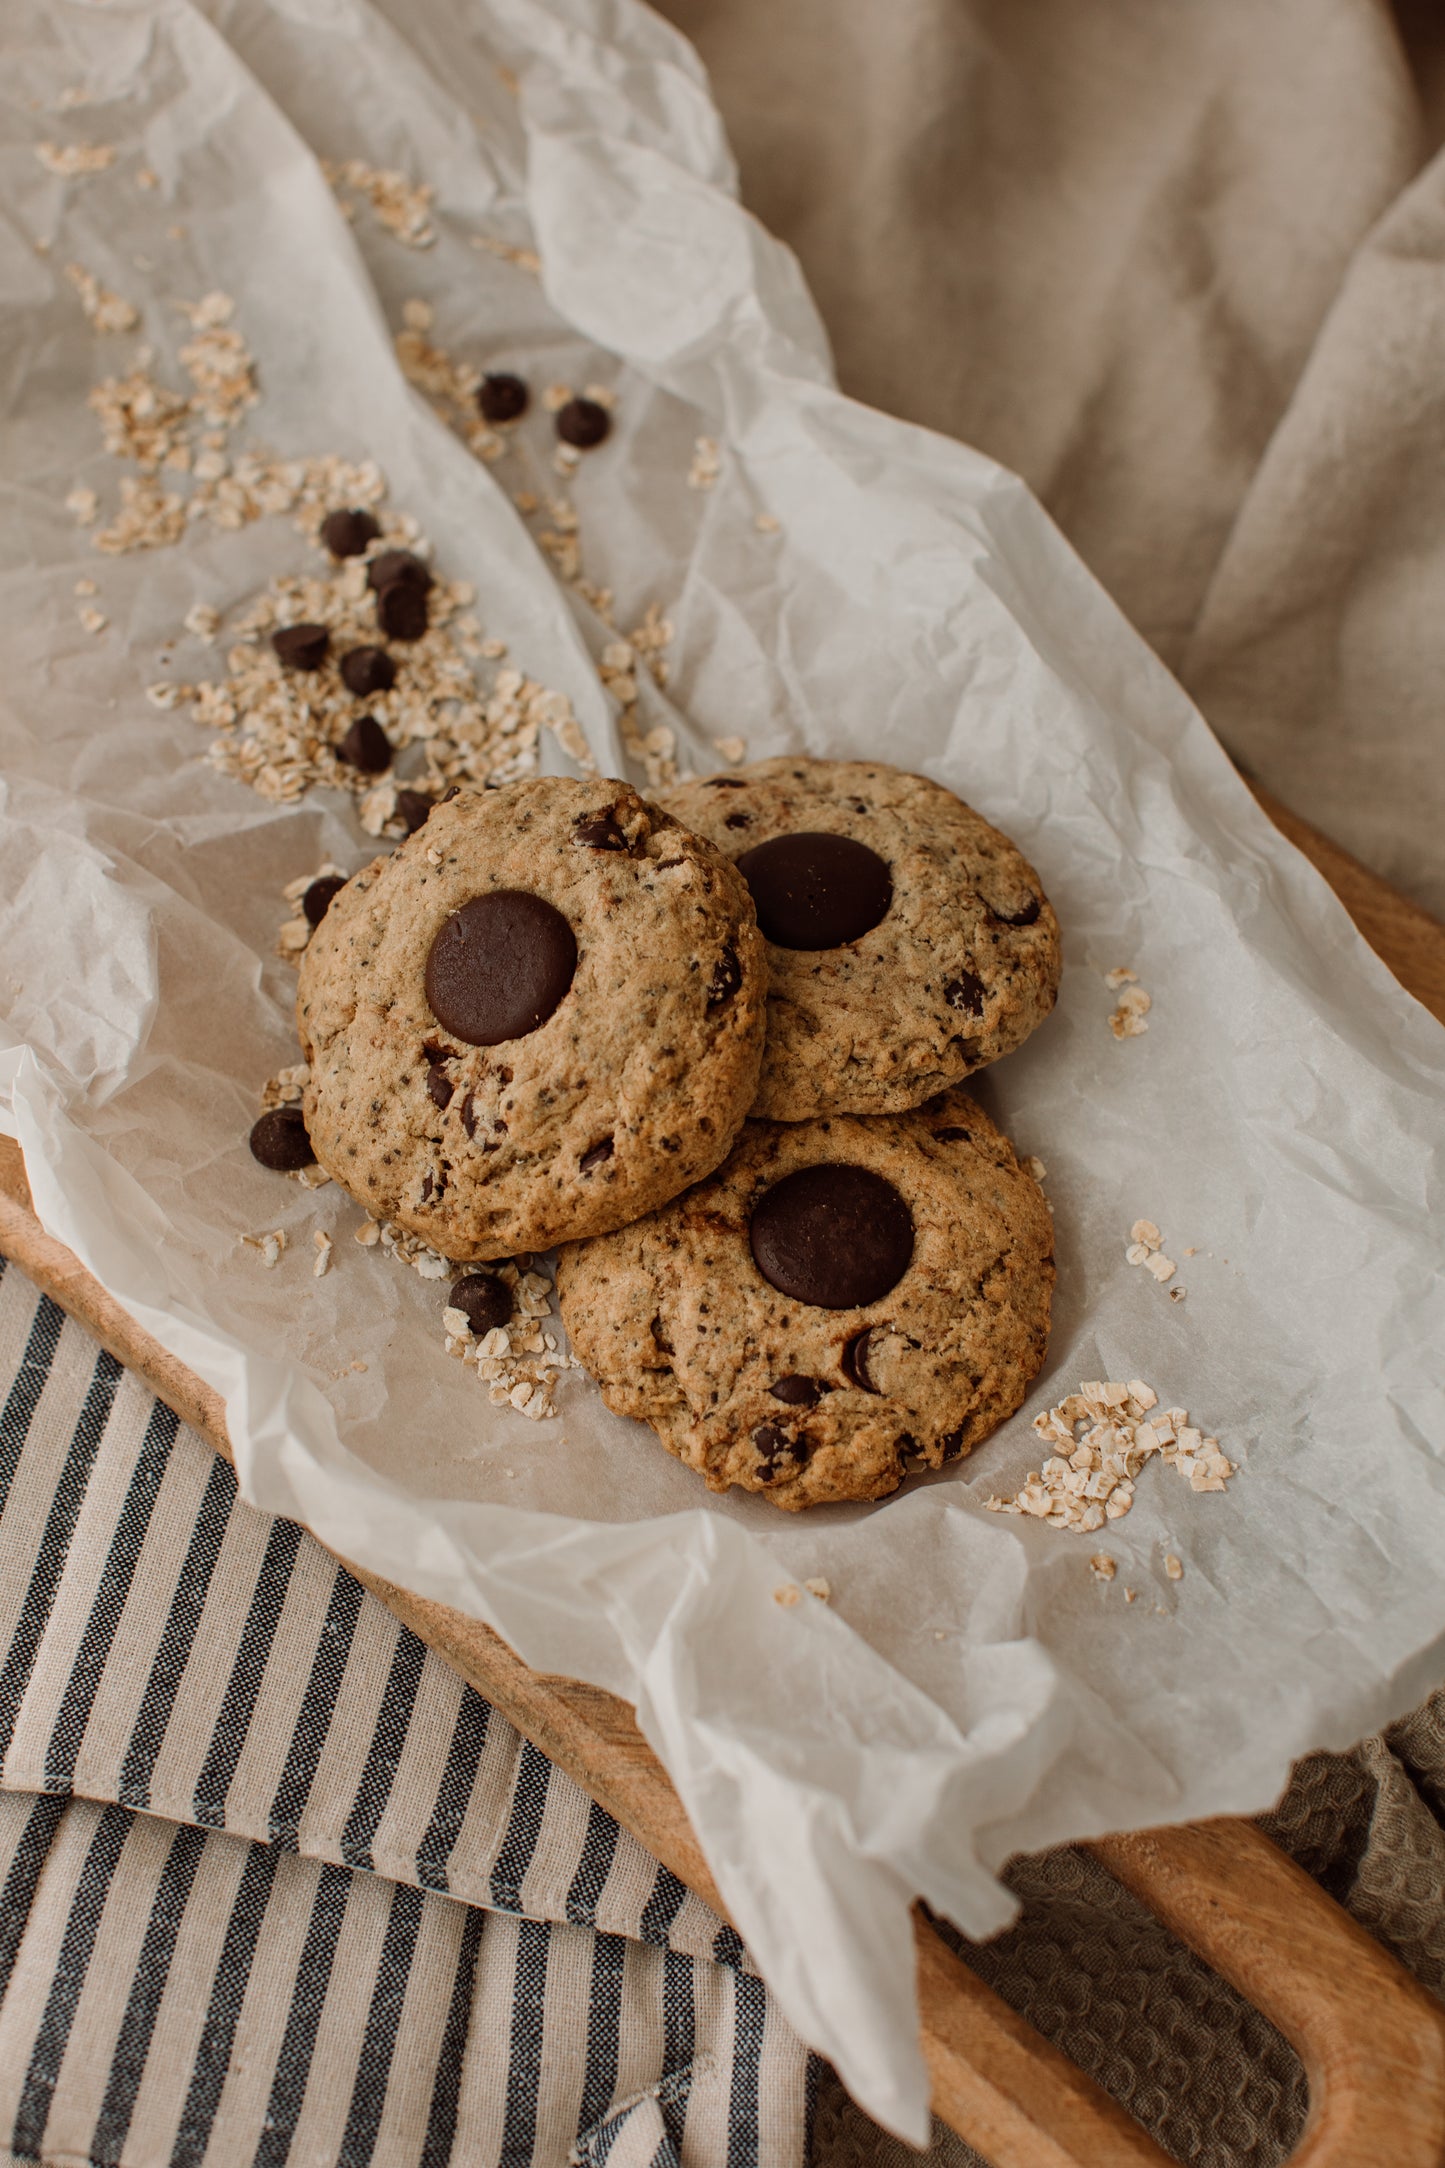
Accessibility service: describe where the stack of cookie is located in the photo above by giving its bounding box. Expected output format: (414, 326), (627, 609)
(293, 757), (1061, 1510)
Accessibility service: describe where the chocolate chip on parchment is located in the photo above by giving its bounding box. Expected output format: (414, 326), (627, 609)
(338, 714), (392, 774)
(580, 1137), (613, 1173)
(376, 580), (429, 642)
(478, 372), (529, 423)
(555, 396), (611, 449)
(707, 944), (741, 1009)
(320, 507), (380, 559)
(302, 875), (346, 927)
(572, 806), (633, 852)
(248, 1105), (315, 1172)
(750, 1163), (913, 1309)
(425, 890), (577, 1046)
(944, 972), (986, 1018)
(271, 623), (330, 672)
(769, 1375), (826, 1407)
(449, 1271), (513, 1335)
(395, 788), (434, 833)
(735, 832), (892, 951)
(366, 549), (432, 595)
(426, 1066), (454, 1110)
(340, 645), (397, 697)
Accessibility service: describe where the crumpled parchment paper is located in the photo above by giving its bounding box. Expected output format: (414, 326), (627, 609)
(3, 0), (1444, 2140)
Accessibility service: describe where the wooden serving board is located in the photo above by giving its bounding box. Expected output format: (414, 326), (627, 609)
(4, 785), (1445, 2168)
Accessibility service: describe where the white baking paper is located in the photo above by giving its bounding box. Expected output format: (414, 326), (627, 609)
(3, 0), (1445, 2141)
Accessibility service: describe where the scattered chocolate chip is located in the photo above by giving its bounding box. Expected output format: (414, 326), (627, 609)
(750, 1163), (914, 1309)
(931, 1126), (972, 1144)
(735, 832), (893, 950)
(769, 1375), (825, 1407)
(340, 645), (397, 697)
(555, 396), (612, 449)
(425, 889), (577, 1045)
(989, 892), (1042, 928)
(840, 1328), (880, 1393)
(650, 1316), (675, 1356)
(426, 1066), (454, 1110)
(248, 1105), (314, 1171)
(302, 875), (346, 927)
(944, 972), (986, 1018)
(271, 622), (330, 672)
(395, 788), (434, 833)
(321, 507), (381, 559)
(572, 806), (633, 852)
(707, 945), (741, 1009)
(940, 1426), (969, 1462)
(478, 372), (529, 423)
(450, 1272), (513, 1335)
(580, 1137), (613, 1173)
(338, 714), (392, 773)
(366, 549), (433, 595)
(376, 580), (429, 642)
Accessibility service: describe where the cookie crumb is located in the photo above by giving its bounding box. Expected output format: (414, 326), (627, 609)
(1109, 978), (1152, 1039)
(773, 1584), (801, 1608)
(1164, 1554), (1183, 1581)
(803, 1577), (831, 1602)
(1089, 1554), (1116, 1580)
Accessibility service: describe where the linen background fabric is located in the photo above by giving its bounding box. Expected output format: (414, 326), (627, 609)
(657, 0), (1445, 918)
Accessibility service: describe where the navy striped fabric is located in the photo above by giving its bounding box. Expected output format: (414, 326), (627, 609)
(0, 1262), (817, 2167)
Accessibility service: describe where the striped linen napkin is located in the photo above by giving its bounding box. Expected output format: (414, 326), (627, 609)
(0, 1259), (815, 2166)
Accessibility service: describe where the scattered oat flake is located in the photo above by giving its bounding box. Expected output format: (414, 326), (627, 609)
(754, 512), (780, 534)
(1163, 1554), (1184, 1581)
(1169, 1285), (1187, 1303)
(323, 159), (435, 247)
(985, 1379), (1234, 1533)
(803, 1577), (831, 1603)
(313, 1230), (333, 1278)
(66, 486), (99, 526)
(1104, 966), (1138, 989)
(688, 436), (720, 490)
(135, 166), (159, 190)
(36, 140), (115, 177)
(1130, 1220), (1161, 1248)
(74, 577), (97, 597)
(713, 736), (747, 766)
(65, 263), (139, 333)
(78, 606), (107, 634)
(773, 1585), (801, 1609)
(184, 601), (221, 642)
(542, 384), (571, 413)
(242, 1229), (287, 1268)
(1023, 1155), (1046, 1183)
(1090, 1554), (1116, 1581)
(354, 1220), (381, 1247)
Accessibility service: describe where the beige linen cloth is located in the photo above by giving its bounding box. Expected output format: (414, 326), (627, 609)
(650, 1), (1445, 2159)
(660, 0), (1445, 921)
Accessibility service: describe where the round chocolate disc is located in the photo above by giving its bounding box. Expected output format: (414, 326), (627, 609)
(449, 1272), (514, 1335)
(735, 832), (892, 950)
(320, 507), (380, 559)
(424, 891), (577, 1046)
(478, 372), (529, 424)
(248, 1105), (315, 1172)
(749, 1163), (913, 1309)
(555, 396), (611, 449)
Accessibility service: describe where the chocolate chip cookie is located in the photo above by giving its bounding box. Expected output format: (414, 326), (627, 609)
(658, 758), (1061, 1121)
(555, 1089), (1054, 1510)
(296, 779), (767, 1260)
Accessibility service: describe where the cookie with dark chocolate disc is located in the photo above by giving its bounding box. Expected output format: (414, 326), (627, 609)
(296, 778), (767, 1260)
(659, 757), (1060, 1120)
(554, 1089), (1053, 1510)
